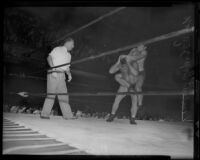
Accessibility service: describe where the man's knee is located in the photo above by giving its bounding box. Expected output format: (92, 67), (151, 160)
(46, 95), (56, 100)
(118, 86), (128, 92)
(114, 94), (126, 105)
(136, 79), (143, 89)
(58, 95), (69, 103)
(131, 95), (138, 104)
(131, 94), (137, 100)
(115, 74), (122, 81)
(136, 76), (144, 86)
(135, 86), (142, 91)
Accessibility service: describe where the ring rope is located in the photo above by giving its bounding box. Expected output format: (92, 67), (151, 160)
(6, 73), (187, 92)
(30, 26), (194, 75)
(52, 7), (126, 44)
(8, 90), (194, 98)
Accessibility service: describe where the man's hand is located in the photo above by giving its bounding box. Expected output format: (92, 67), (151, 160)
(119, 55), (126, 60)
(65, 69), (72, 82)
(68, 74), (72, 82)
(117, 55), (126, 64)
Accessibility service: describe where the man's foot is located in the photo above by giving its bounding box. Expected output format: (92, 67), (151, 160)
(130, 117), (137, 125)
(63, 115), (78, 120)
(40, 115), (50, 119)
(138, 104), (143, 108)
(106, 114), (115, 122)
(70, 116), (78, 119)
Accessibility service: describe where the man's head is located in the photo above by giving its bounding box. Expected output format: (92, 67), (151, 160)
(137, 44), (146, 52)
(129, 48), (138, 56)
(63, 38), (74, 51)
(120, 57), (127, 65)
(129, 44), (147, 59)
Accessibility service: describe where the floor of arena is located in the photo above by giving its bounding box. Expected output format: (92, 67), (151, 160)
(3, 113), (193, 158)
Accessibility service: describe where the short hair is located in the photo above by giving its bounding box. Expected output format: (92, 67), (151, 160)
(63, 37), (74, 44)
(120, 57), (127, 65)
(137, 44), (147, 51)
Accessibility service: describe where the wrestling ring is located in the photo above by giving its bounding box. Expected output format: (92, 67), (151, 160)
(3, 7), (196, 158)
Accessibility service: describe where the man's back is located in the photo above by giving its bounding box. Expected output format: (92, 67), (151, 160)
(119, 60), (138, 85)
(50, 46), (71, 71)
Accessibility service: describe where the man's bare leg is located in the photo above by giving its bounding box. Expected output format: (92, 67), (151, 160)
(115, 74), (130, 88)
(107, 86), (128, 122)
(130, 92), (138, 125)
(135, 74), (144, 106)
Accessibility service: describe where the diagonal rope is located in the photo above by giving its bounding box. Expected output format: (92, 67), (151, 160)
(52, 7), (126, 44)
(4, 8), (126, 65)
(70, 27), (194, 64)
(29, 26), (194, 75)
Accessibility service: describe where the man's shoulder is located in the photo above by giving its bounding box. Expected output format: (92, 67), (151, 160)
(49, 46), (60, 54)
(50, 46), (65, 55)
(50, 46), (71, 56)
(53, 46), (63, 51)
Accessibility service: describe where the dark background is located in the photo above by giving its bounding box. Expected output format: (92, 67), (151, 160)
(3, 5), (195, 120)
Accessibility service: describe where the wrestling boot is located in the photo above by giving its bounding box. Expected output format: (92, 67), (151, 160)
(63, 115), (78, 120)
(130, 117), (137, 125)
(69, 115), (78, 119)
(40, 115), (50, 119)
(106, 114), (115, 122)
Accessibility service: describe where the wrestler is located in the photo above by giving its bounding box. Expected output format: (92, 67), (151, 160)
(127, 44), (147, 107)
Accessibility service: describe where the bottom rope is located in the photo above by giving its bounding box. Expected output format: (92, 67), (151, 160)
(7, 90), (194, 98)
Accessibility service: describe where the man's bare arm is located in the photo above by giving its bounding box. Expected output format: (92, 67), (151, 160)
(126, 54), (145, 62)
(47, 55), (54, 68)
(127, 50), (147, 61)
(65, 68), (72, 82)
(109, 59), (120, 74)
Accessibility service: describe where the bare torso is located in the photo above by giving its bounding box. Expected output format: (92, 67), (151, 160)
(119, 63), (138, 85)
